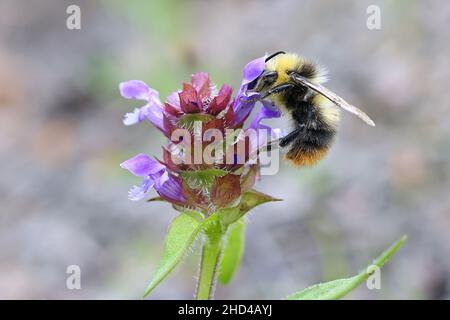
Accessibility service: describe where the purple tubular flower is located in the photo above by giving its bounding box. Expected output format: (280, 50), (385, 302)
(241, 56), (267, 86)
(247, 100), (282, 152)
(119, 80), (166, 133)
(120, 153), (164, 176)
(155, 174), (186, 204)
(233, 55), (267, 126)
(119, 55), (281, 209)
(166, 92), (181, 109)
(250, 100), (281, 131)
(120, 153), (185, 202)
(233, 55), (282, 150)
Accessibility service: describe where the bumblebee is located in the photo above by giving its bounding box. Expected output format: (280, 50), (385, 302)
(248, 51), (375, 166)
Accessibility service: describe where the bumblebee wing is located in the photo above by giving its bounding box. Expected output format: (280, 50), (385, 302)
(290, 73), (375, 127)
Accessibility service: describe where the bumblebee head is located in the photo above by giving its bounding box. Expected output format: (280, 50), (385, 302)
(247, 51), (285, 93)
(246, 51), (375, 127)
(254, 52), (328, 88)
(248, 51), (324, 94)
(265, 52), (304, 84)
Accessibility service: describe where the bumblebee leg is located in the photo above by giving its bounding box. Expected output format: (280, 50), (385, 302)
(260, 83), (295, 99)
(260, 124), (305, 154)
(279, 125), (304, 147)
(263, 125), (305, 152)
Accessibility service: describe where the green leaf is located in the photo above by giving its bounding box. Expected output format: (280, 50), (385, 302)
(216, 206), (241, 227)
(144, 210), (222, 297)
(143, 212), (200, 297)
(286, 235), (407, 300)
(218, 218), (246, 285)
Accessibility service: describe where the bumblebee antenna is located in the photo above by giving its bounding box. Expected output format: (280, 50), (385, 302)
(265, 51), (286, 62)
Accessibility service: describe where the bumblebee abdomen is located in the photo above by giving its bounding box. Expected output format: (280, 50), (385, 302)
(283, 96), (339, 167)
(264, 52), (343, 167)
(285, 121), (336, 166)
(286, 145), (330, 167)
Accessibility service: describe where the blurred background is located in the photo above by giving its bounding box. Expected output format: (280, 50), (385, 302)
(1, 0), (449, 299)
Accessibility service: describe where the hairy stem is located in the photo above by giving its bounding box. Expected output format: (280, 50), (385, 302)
(196, 229), (223, 300)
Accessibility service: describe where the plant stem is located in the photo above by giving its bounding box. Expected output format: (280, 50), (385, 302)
(196, 229), (223, 300)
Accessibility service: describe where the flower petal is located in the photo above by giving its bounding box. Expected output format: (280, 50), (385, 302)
(119, 80), (152, 100)
(179, 83), (201, 113)
(207, 84), (232, 115)
(245, 100), (282, 154)
(123, 107), (145, 126)
(120, 153), (165, 177)
(166, 91), (181, 109)
(157, 170), (169, 185)
(155, 174), (186, 203)
(128, 176), (156, 201)
(142, 103), (165, 132)
(242, 55), (266, 86)
(232, 56), (267, 124)
(128, 185), (146, 201)
(128, 184), (148, 201)
(128, 176), (155, 201)
(191, 72), (213, 100)
(250, 100), (281, 130)
(233, 55), (267, 118)
(233, 92), (260, 126)
(119, 80), (166, 130)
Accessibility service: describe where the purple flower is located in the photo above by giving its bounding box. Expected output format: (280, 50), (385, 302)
(119, 55), (281, 210)
(120, 153), (185, 203)
(119, 80), (166, 133)
(241, 55), (267, 86)
(233, 55), (267, 126)
(247, 100), (282, 152)
(250, 100), (281, 131)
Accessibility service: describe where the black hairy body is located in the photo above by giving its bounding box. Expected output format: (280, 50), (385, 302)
(279, 88), (337, 166)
